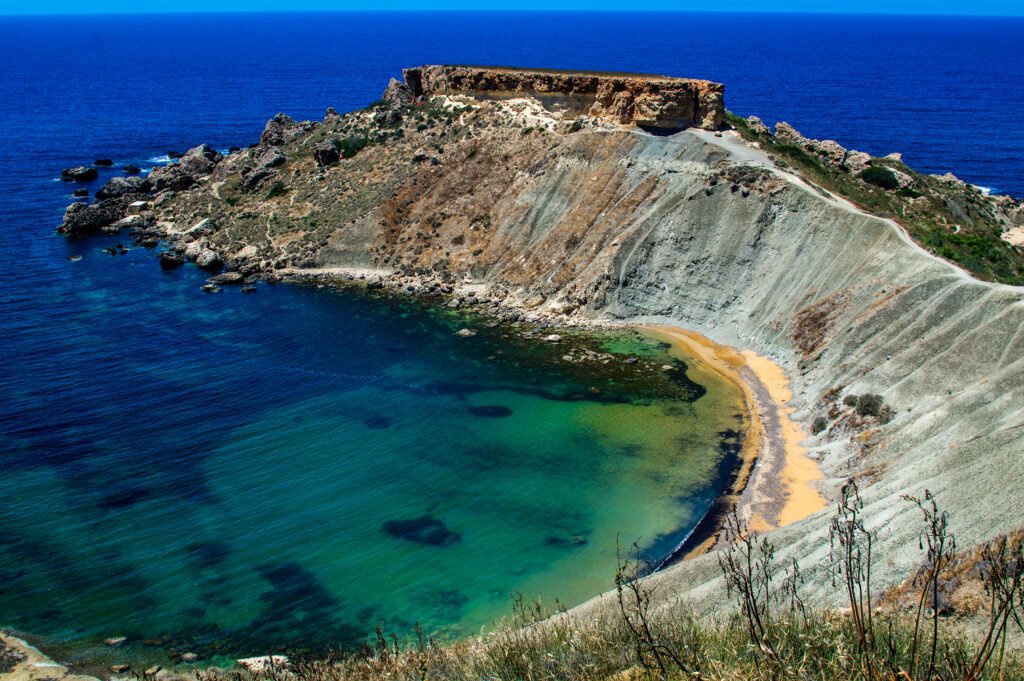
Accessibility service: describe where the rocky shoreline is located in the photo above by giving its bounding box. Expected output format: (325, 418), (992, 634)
(38, 64), (1024, 678)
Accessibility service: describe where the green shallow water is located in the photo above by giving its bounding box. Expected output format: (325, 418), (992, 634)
(1, 271), (744, 670)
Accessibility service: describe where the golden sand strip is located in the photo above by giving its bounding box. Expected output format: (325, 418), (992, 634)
(644, 326), (825, 554)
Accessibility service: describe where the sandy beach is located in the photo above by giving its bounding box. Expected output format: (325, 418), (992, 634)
(645, 326), (825, 549)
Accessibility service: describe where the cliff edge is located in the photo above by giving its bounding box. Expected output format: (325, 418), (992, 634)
(397, 65), (725, 130)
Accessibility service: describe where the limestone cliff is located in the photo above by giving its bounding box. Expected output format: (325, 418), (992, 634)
(400, 65), (725, 130)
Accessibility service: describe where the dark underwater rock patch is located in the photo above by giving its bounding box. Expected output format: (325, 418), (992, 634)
(467, 405), (513, 418)
(383, 514), (461, 547)
(544, 534), (588, 548)
(185, 541), (232, 569)
(364, 414), (393, 429)
(97, 487), (151, 510)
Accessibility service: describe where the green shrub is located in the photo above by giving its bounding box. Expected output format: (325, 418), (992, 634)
(859, 166), (900, 190)
(856, 393), (885, 417)
(812, 415), (829, 434)
(265, 181), (289, 199)
(333, 136), (370, 159)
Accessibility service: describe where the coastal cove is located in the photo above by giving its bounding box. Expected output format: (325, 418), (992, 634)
(5, 10), (1024, 679)
(1, 241), (756, 669)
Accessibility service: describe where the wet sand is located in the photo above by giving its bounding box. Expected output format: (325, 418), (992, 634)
(644, 326), (825, 552)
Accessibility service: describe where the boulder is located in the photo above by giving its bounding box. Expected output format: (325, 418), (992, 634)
(324, 106), (339, 119)
(104, 637), (127, 647)
(381, 77), (412, 107)
(159, 252), (184, 269)
(94, 158), (114, 167)
(59, 200), (123, 236)
(844, 151), (872, 174)
(166, 150), (183, 159)
(95, 175), (151, 200)
(73, 188), (89, 197)
(255, 148), (286, 170)
(196, 249), (223, 272)
(126, 200), (149, 215)
(236, 656), (288, 674)
(811, 139), (847, 166)
(773, 121), (806, 144)
(61, 166), (98, 182)
(207, 271), (244, 285)
(241, 168), (273, 193)
(745, 115), (769, 135)
(374, 108), (403, 126)
(455, 328), (477, 337)
(179, 143), (222, 176)
(260, 113), (299, 147)
(313, 141), (340, 167)
(123, 164), (141, 175)
(149, 164), (197, 193)
(411, 149), (439, 165)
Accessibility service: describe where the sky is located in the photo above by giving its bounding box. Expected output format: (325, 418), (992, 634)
(1, 1), (1022, 15)
(0, 0), (1019, 14)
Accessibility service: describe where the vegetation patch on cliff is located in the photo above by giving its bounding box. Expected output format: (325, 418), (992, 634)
(727, 112), (1024, 285)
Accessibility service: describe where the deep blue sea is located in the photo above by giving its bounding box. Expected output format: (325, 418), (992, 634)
(1, 10), (1022, 668)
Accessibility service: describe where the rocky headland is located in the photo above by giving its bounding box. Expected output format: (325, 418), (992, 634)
(39, 64), (1024, 677)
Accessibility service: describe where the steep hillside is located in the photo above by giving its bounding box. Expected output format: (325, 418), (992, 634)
(59, 66), (1024, 615)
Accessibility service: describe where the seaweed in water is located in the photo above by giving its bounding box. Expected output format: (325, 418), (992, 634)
(383, 514), (462, 547)
(467, 405), (513, 418)
(185, 540), (232, 569)
(97, 487), (151, 510)
(364, 414), (393, 429)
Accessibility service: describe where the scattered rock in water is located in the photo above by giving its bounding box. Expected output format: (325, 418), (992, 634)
(123, 164), (142, 175)
(67, 254), (82, 262)
(111, 664), (131, 673)
(446, 298), (462, 308)
(365, 277), (384, 289)
(61, 166), (98, 182)
(94, 158), (114, 167)
(102, 245), (129, 256)
(207, 271), (245, 285)
(240, 285), (257, 294)
(159, 252), (184, 269)
(625, 357), (639, 365)
(180, 652), (198, 663)
(137, 236), (159, 248)
(383, 514), (461, 547)
(201, 284), (222, 293)
(144, 666), (161, 676)
(104, 637), (127, 647)
(544, 334), (561, 342)
(455, 327), (477, 337)
(467, 405), (513, 418)
(73, 188), (88, 198)
(166, 150), (183, 159)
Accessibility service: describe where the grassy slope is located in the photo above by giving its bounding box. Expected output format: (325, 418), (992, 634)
(725, 112), (1024, 286)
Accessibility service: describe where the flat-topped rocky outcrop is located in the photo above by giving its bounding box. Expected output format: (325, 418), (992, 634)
(397, 65), (725, 130)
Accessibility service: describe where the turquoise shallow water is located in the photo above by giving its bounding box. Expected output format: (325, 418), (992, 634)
(1, 235), (744, 667)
